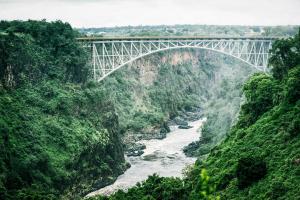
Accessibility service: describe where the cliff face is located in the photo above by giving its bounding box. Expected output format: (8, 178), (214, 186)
(100, 48), (256, 149)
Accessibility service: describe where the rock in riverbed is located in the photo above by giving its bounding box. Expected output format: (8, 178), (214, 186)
(127, 150), (144, 157)
(178, 125), (193, 129)
(126, 143), (146, 157)
(173, 117), (188, 126)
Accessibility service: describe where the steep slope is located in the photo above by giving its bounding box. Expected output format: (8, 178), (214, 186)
(195, 68), (300, 199)
(195, 31), (300, 200)
(0, 21), (127, 200)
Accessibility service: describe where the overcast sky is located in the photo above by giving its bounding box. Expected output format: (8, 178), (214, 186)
(0, 0), (299, 28)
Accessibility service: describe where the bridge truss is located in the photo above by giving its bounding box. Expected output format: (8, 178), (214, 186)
(79, 37), (276, 82)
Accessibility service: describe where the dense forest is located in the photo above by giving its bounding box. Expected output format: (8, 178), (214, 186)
(0, 20), (128, 199)
(0, 20), (299, 200)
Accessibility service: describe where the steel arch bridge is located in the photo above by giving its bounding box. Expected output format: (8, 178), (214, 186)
(77, 36), (279, 82)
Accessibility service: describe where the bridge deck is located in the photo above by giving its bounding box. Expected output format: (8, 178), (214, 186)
(77, 36), (280, 42)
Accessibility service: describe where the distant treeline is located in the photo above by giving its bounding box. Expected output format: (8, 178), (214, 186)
(78, 24), (299, 37)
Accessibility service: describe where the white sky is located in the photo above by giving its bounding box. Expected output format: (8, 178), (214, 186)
(0, 0), (299, 28)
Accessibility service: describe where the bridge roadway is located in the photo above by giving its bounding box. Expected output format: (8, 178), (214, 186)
(77, 36), (279, 41)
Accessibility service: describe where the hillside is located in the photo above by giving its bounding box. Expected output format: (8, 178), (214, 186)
(0, 21), (127, 199)
(199, 30), (300, 199)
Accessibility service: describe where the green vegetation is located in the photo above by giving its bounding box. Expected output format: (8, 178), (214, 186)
(0, 20), (126, 199)
(91, 169), (219, 200)
(0, 20), (89, 86)
(198, 66), (300, 198)
(235, 156), (267, 189)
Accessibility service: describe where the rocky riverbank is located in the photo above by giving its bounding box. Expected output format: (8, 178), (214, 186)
(86, 118), (206, 198)
(123, 108), (203, 157)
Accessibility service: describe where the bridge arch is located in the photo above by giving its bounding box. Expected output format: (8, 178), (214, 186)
(98, 46), (259, 82)
(78, 37), (276, 81)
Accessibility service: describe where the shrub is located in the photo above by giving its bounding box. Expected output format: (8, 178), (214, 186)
(217, 172), (235, 190)
(267, 181), (287, 199)
(284, 65), (300, 104)
(236, 157), (267, 189)
(287, 117), (300, 138)
(237, 74), (280, 127)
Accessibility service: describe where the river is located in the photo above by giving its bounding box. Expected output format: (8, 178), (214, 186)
(86, 118), (206, 197)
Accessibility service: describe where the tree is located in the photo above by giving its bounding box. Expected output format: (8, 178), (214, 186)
(237, 73), (280, 127)
(284, 65), (300, 104)
(0, 20), (89, 87)
(0, 32), (44, 88)
(268, 29), (300, 80)
(236, 157), (267, 189)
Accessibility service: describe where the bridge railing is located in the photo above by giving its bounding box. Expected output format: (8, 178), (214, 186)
(77, 36), (280, 42)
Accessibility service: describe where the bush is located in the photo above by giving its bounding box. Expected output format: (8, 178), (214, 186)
(284, 66), (300, 104)
(287, 117), (300, 138)
(267, 181), (287, 199)
(237, 74), (280, 127)
(236, 157), (267, 189)
(217, 173), (235, 190)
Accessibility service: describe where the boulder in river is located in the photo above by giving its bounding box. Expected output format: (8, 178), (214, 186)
(140, 131), (167, 140)
(125, 143), (146, 156)
(160, 122), (171, 133)
(127, 150), (144, 157)
(178, 125), (193, 129)
(173, 117), (188, 126)
(126, 143), (146, 151)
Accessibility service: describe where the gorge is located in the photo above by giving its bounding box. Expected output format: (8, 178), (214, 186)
(0, 21), (299, 200)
